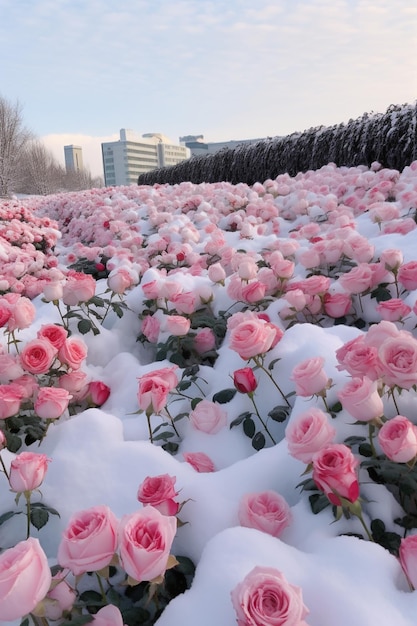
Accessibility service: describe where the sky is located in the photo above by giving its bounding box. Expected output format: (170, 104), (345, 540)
(1, 0), (417, 177)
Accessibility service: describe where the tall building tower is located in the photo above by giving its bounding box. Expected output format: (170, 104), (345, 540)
(64, 145), (83, 172)
(101, 129), (189, 186)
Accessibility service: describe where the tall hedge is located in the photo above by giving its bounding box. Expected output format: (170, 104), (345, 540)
(137, 102), (417, 186)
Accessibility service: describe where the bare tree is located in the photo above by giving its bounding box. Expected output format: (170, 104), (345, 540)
(0, 95), (33, 197)
(17, 139), (65, 195)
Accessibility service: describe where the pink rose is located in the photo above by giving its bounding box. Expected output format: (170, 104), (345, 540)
(118, 506), (177, 583)
(231, 565), (309, 626)
(42, 572), (76, 620)
(0, 300), (11, 327)
(378, 415), (417, 463)
(398, 261), (417, 291)
(194, 327), (216, 354)
(141, 315), (160, 343)
(0, 383), (23, 419)
(170, 291), (198, 314)
(182, 451), (215, 472)
(364, 320), (400, 348)
(34, 387), (72, 419)
(107, 268), (134, 294)
(291, 356), (329, 397)
(165, 314), (191, 336)
(323, 292), (352, 318)
(189, 399), (227, 434)
(7, 296), (36, 331)
(378, 335), (417, 389)
(43, 279), (64, 302)
(335, 336), (381, 380)
(58, 336), (88, 370)
(399, 535), (417, 589)
(58, 370), (89, 401)
(0, 537), (52, 621)
(9, 451), (50, 493)
(338, 263), (374, 294)
(380, 248), (403, 271)
(233, 367), (258, 394)
(208, 262), (226, 283)
(88, 381), (111, 406)
(229, 318), (282, 360)
(241, 281), (267, 304)
(312, 444), (360, 506)
(93, 605), (125, 626)
(57, 505), (119, 575)
(137, 474), (179, 515)
(37, 323), (68, 350)
(238, 491), (292, 538)
(20, 338), (57, 374)
(62, 270), (96, 305)
(285, 408), (336, 464)
(337, 376), (384, 422)
(376, 298), (411, 322)
(142, 280), (160, 300)
(137, 366), (178, 414)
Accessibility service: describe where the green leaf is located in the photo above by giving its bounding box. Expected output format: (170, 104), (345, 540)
(78, 318), (93, 334)
(252, 431), (266, 451)
(89, 296), (106, 307)
(20, 619), (30, 626)
(177, 380), (192, 391)
(0, 510), (21, 526)
(31, 502), (60, 517)
(344, 435), (367, 447)
(243, 417), (256, 438)
(79, 589), (105, 606)
(121, 607), (151, 625)
(358, 443), (373, 457)
(152, 431), (175, 441)
(268, 406), (289, 422)
(5, 432), (22, 453)
(30, 507), (49, 530)
(212, 388), (237, 404)
(394, 514), (417, 530)
(329, 401), (343, 414)
(112, 303), (125, 318)
(309, 493), (330, 514)
(229, 415), (247, 429)
(191, 397), (203, 410)
(370, 286), (392, 302)
(268, 358), (281, 371)
(162, 442), (179, 454)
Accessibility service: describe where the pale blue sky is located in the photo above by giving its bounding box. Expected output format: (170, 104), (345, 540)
(1, 0), (416, 176)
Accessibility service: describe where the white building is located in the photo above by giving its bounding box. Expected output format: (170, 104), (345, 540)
(101, 129), (190, 186)
(64, 145), (83, 172)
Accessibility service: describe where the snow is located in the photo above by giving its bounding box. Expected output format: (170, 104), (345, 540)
(2, 161), (417, 624)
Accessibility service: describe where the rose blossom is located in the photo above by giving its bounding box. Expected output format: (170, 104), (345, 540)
(0, 383), (23, 419)
(376, 298), (411, 322)
(88, 381), (111, 406)
(398, 260), (417, 291)
(229, 317), (283, 360)
(378, 335), (417, 389)
(34, 387), (72, 420)
(37, 323), (68, 349)
(58, 370), (89, 401)
(241, 281), (267, 304)
(58, 336), (88, 370)
(337, 376), (384, 422)
(92, 605), (125, 626)
(338, 263), (374, 294)
(20, 338), (57, 374)
(335, 335), (381, 380)
(208, 262), (226, 283)
(231, 565), (309, 626)
(323, 292), (352, 318)
(6, 296), (36, 331)
(233, 367), (258, 394)
(0, 537), (52, 621)
(291, 356), (329, 397)
(165, 314), (191, 336)
(137, 474), (179, 515)
(399, 535), (417, 589)
(107, 268), (134, 294)
(42, 572), (76, 621)
(137, 366), (178, 414)
(9, 451), (50, 493)
(194, 327), (216, 354)
(238, 491), (292, 538)
(285, 408), (336, 464)
(141, 315), (160, 343)
(380, 248), (403, 271)
(189, 399), (227, 434)
(312, 444), (360, 506)
(182, 451), (215, 472)
(378, 415), (417, 463)
(62, 270), (96, 305)
(118, 506), (177, 583)
(57, 505), (119, 575)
